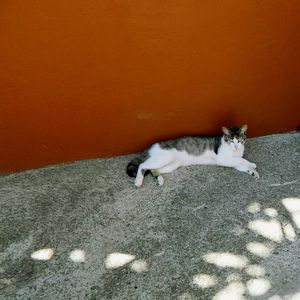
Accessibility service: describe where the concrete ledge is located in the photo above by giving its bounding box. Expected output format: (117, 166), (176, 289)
(0, 132), (300, 299)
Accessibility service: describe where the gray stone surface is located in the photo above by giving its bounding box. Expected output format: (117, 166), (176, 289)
(0, 132), (300, 300)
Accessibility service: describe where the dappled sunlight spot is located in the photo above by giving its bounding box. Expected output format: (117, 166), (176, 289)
(31, 248), (54, 261)
(247, 202), (261, 214)
(282, 198), (300, 211)
(245, 265), (266, 277)
(247, 278), (271, 296)
(212, 281), (246, 300)
(226, 273), (242, 283)
(248, 219), (283, 242)
(69, 249), (85, 263)
(192, 274), (217, 288)
(130, 259), (148, 273)
(246, 242), (273, 258)
(283, 223), (297, 241)
(105, 253), (135, 269)
(282, 198), (300, 229)
(203, 252), (248, 269)
(264, 208), (278, 218)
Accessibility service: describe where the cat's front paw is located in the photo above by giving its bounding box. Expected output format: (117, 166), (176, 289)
(248, 169), (259, 179)
(250, 163), (257, 169)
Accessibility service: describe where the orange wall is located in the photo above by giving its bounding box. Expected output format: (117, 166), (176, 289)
(1, 0), (300, 173)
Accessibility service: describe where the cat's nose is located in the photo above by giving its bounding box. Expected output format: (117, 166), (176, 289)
(234, 144), (239, 150)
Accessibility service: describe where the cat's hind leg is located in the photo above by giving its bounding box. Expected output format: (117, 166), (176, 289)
(149, 161), (180, 186)
(135, 150), (174, 187)
(150, 169), (165, 186)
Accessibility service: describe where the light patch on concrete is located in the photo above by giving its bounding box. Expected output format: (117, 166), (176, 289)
(192, 274), (217, 288)
(245, 265), (266, 277)
(203, 252), (248, 269)
(212, 281), (246, 300)
(247, 278), (271, 296)
(283, 223), (297, 242)
(69, 249), (85, 263)
(247, 202), (261, 213)
(130, 259), (148, 273)
(226, 273), (242, 283)
(282, 198), (300, 229)
(248, 219), (283, 242)
(264, 208), (278, 217)
(31, 248), (54, 261)
(105, 253), (135, 269)
(246, 242), (273, 258)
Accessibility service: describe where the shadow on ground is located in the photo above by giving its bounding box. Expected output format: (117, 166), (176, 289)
(0, 132), (300, 299)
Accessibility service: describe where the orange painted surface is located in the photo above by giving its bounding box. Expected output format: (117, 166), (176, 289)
(1, 0), (300, 173)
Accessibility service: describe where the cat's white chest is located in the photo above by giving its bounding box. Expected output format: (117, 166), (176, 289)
(217, 143), (244, 165)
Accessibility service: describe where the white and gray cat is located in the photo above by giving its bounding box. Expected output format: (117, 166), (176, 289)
(127, 125), (259, 187)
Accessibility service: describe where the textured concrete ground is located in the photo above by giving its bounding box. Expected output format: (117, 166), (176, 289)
(0, 132), (300, 300)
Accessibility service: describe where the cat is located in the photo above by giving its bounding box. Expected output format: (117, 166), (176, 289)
(126, 125), (259, 187)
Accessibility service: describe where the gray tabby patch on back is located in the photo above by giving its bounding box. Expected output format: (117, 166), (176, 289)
(159, 136), (222, 155)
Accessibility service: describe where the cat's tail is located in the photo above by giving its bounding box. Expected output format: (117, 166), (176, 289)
(126, 152), (148, 178)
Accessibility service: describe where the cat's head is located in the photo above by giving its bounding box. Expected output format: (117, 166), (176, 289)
(222, 125), (247, 151)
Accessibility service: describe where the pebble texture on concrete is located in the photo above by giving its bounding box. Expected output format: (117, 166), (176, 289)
(0, 132), (300, 299)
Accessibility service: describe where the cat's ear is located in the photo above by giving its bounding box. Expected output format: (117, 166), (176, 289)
(241, 124), (248, 134)
(222, 126), (230, 135)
